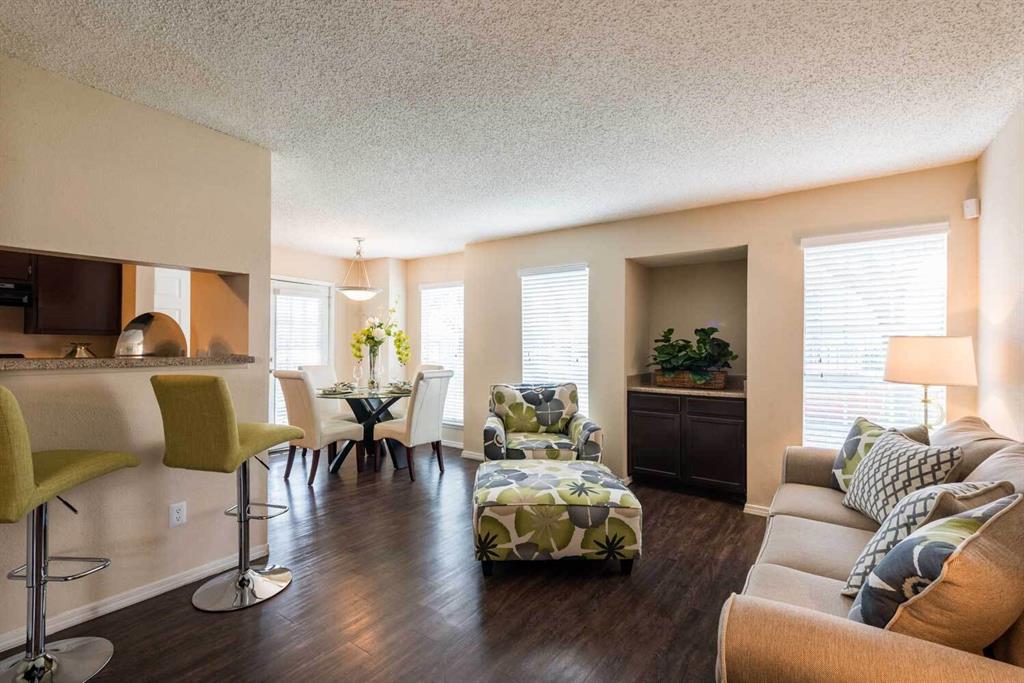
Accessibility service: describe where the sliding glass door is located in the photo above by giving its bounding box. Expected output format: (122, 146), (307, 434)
(269, 278), (333, 425)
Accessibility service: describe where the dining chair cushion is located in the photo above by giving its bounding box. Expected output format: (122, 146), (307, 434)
(320, 419), (364, 445)
(373, 417), (409, 444)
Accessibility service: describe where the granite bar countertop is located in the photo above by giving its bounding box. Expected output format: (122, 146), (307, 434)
(0, 354), (255, 372)
(627, 373), (746, 399)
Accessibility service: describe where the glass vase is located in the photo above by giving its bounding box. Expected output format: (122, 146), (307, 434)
(367, 346), (381, 391)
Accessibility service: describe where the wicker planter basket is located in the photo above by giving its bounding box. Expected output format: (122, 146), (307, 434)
(652, 370), (727, 390)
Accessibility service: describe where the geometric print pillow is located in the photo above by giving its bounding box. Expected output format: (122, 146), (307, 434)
(831, 417), (890, 492)
(842, 480), (1014, 596)
(849, 494), (1024, 653)
(842, 431), (962, 524)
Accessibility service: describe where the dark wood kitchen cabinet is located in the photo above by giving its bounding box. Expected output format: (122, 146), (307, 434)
(628, 390), (746, 498)
(25, 255), (123, 335)
(0, 251), (33, 282)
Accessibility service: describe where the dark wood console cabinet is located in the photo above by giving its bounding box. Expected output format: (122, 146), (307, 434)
(628, 390), (746, 498)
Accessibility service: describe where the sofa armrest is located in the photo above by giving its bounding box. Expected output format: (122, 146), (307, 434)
(483, 413), (506, 460)
(568, 413), (602, 462)
(782, 445), (836, 487)
(718, 595), (1024, 683)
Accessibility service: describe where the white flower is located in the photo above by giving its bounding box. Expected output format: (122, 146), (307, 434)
(367, 316), (380, 327)
(371, 328), (386, 341)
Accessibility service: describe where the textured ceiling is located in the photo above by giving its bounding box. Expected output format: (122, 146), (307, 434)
(1, 2), (1022, 258)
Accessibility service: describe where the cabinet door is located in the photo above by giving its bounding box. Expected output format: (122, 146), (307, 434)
(27, 255), (123, 335)
(683, 414), (745, 494)
(0, 251), (32, 282)
(628, 409), (682, 481)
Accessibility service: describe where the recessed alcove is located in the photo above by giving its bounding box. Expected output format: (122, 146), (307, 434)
(625, 246), (748, 382)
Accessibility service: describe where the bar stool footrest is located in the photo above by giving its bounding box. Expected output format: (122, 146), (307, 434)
(223, 502), (289, 520)
(6, 556), (111, 582)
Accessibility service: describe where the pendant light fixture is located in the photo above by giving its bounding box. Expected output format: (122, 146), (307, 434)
(337, 237), (382, 301)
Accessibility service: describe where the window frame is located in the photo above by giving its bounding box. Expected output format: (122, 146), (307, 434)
(418, 281), (465, 427)
(519, 263), (590, 415)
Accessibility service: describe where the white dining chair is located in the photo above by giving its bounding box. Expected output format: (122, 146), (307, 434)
(273, 370), (363, 486)
(299, 364), (358, 423)
(387, 364), (442, 419)
(371, 368), (452, 481)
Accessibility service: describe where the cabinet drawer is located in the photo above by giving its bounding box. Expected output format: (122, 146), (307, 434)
(686, 397), (745, 418)
(628, 392), (681, 413)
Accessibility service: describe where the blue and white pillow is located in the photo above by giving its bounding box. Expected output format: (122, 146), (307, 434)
(850, 494), (1024, 653)
(842, 480), (1013, 596)
(843, 431), (962, 524)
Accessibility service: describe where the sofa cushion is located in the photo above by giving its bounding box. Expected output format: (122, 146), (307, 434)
(843, 481), (1015, 596)
(505, 432), (576, 460)
(743, 563), (854, 618)
(756, 515), (875, 582)
(931, 416), (1017, 481)
(966, 443), (1024, 492)
(843, 431), (962, 524)
(850, 494), (1024, 654)
(770, 483), (879, 531)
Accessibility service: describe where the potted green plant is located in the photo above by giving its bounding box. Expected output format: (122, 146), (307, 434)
(648, 327), (738, 389)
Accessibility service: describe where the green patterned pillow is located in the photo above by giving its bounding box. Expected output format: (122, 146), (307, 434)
(831, 417), (890, 492)
(850, 494), (1024, 653)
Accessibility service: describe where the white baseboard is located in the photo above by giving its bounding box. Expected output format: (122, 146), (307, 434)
(442, 439), (464, 449)
(0, 544), (269, 652)
(460, 450), (485, 462)
(743, 504), (771, 518)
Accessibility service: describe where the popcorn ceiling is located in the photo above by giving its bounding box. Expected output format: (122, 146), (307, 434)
(1, 1), (1021, 258)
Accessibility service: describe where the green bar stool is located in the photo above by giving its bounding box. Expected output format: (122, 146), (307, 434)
(150, 375), (303, 612)
(0, 386), (138, 683)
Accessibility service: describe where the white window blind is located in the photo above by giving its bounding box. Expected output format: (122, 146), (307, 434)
(803, 228), (948, 447)
(521, 265), (589, 414)
(271, 280), (331, 425)
(420, 283), (464, 425)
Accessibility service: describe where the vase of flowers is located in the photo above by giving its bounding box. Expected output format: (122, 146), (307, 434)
(350, 306), (410, 390)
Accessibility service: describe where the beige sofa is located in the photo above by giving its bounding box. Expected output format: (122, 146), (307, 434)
(717, 419), (1024, 682)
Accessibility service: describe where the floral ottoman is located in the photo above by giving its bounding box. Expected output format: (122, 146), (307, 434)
(472, 459), (642, 576)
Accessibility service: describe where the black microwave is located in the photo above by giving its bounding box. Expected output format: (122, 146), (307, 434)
(0, 281), (31, 307)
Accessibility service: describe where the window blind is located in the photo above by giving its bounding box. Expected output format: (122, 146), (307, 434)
(420, 283), (464, 425)
(271, 280), (331, 425)
(803, 229), (948, 447)
(521, 265), (589, 414)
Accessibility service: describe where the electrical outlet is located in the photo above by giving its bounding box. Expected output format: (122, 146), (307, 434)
(169, 501), (187, 528)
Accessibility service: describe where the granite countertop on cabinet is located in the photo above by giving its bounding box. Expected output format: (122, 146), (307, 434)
(627, 373), (746, 399)
(0, 354), (255, 372)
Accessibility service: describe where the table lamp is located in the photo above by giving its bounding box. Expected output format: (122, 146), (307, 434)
(883, 336), (977, 427)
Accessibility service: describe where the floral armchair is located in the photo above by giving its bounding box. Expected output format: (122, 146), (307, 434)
(483, 383), (603, 462)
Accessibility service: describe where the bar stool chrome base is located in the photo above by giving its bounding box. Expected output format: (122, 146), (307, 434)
(0, 636), (112, 683)
(191, 565), (292, 612)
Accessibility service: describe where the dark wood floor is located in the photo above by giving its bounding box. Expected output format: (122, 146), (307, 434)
(4, 448), (764, 682)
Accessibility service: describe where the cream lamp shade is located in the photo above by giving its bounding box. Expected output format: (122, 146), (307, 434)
(883, 336), (978, 387)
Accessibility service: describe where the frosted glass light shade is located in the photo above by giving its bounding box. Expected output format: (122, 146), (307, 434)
(338, 286), (381, 301)
(884, 336), (978, 387)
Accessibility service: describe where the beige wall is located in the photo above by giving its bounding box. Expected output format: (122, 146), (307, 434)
(463, 162), (980, 507)
(0, 57), (272, 636)
(405, 252), (465, 443)
(624, 259), (651, 377)
(644, 259), (748, 375)
(978, 101), (1024, 440)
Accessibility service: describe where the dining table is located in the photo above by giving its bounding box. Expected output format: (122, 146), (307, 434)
(317, 386), (412, 473)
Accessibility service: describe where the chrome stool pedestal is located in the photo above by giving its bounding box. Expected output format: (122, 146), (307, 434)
(191, 460), (292, 612)
(1, 504), (113, 683)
